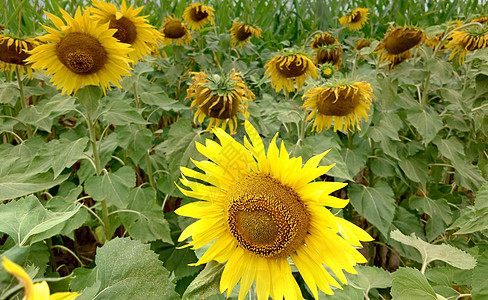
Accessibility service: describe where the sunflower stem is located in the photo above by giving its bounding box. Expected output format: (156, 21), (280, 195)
(15, 67), (32, 138)
(351, 52), (359, 79)
(347, 131), (353, 149)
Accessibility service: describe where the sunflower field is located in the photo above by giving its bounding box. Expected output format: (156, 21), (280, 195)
(1, 0), (488, 299)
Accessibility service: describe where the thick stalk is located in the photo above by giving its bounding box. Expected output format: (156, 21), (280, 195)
(15, 67), (32, 138)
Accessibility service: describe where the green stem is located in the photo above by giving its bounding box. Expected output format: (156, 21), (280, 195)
(46, 238), (57, 273)
(368, 139), (375, 185)
(351, 52), (359, 79)
(348, 131), (353, 149)
(15, 67), (32, 138)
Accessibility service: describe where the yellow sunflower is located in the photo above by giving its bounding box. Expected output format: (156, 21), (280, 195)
(229, 21), (262, 48)
(445, 24), (488, 65)
(302, 81), (375, 132)
(264, 50), (318, 94)
(375, 26), (425, 69)
(339, 8), (370, 31)
(89, 0), (162, 62)
(186, 70), (255, 134)
(310, 31), (337, 49)
(472, 16), (488, 24)
(175, 121), (372, 300)
(0, 34), (39, 78)
(160, 15), (192, 46)
(2, 256), (80, 300)
(27, 8), (132, 95)
(183, 3), (215, 31)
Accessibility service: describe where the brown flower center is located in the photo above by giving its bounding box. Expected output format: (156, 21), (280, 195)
(196, 87), (240, 119)
(226, 173), (309, 258)
(311, 33), (336, 48)
(351, 11), (362, 23)
(56, 32), (107, 75)
(163, 20), (187, 39)
(109, 16), (137, 44)
(0, 38), (33, 65)
(316, 46), (342, 65)
(384, 28), (424, 55)
(317, 85), (361, 116)
(234, 25), (252, 41)
(354, 39), (371, 51)
(276, 55), (308, 78)
(190, 7), (209, 22)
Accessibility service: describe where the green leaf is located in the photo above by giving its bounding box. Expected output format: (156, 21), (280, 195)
(406, 107), (443, 145)
(391, 267), (437, 300)
(0, 172), (70, 201)
(101, 101), (148, 125)
(77, 238), (179, 300)
(348, 181), (396, 237)
(70, 267), (98, 293)
(318, 285), (363, 299)
(390, 230), (477, 270)
(0, 195), (82, 246)
(76, 86), (102, 119)
(0, 82), (18, 105)
(472, 251), (488, 300)
(115, 125), (153, 163)
(84, 166), (136, 208)
(366, 121), (400, 160)
(342, 147), (369, 179)
(450, 182), (488, 234)
(409, 197), (452, 241)
(349, 266), (392, 296)
(399, 155), (429, 188)
(182, 261), (225, 300)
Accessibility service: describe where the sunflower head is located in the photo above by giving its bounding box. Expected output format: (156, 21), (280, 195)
(319, 62), (336, 79)
(311, 31), (337, 49)
(229, 21), (262, 48)
(354, 38), (371, 51)
(302, 79), (375, 132)
(472, 16), (488, 24)
(90, 0), (163, 62)
(375, 26), (424, 69)
(160, 15), (192, 46)
(315, 44), (343, 69)
(339, 8), (370, 31)
(445, 24), (488, 65)
(0, 33), (39, 79)
(183, 3), (215, 31)
(264, 49), (318, 94)
(186, 70), (255, 134)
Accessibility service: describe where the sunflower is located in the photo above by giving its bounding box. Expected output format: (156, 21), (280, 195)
(175, 121), (372, 300)
(302, 80), (374, 132)
(472, 16), (488, 24)
(315, 44), (343, 69)
(89, 0), (162, 62)
(445, 24), (488, 65)
(264, 50), (318, 94)
(186, 70), (255, 134)
(310, 31), (337, 49)
(26, 8), (132, 95)
(339, 8), (370, 31)
(183, 3), (215, 31)
(354, 38), (371, 51)
(2, 256), (81, 299)
(0, 34), (39, 79)
(229, 21), (262, 48)
(160, 15), (192, 46)
(375, 26), (425, 69)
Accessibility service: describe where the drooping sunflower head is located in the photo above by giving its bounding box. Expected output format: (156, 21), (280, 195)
(375, 26), (425, 69)
(186, 70), (255, 134)
(315, 44), (343, 69)
(89, 0), (163, 62)
(229, 21), (262, 48)
(319, 62), (336, 79)
(339, 8), (370, 31)
(354, 38), (371, 51)
(310, 31), (337, 49)
(445, 24), (488, 65)
(160, 15), (192, 46)
(264, 49), (318, 94)
(26, 7), (132, 95)
(472, 16), (488, 24)
(302, 80), (375, 132)
(183, 3), (215, 31)
(175, 120), (373, 299)
(0, 33), (39, 79)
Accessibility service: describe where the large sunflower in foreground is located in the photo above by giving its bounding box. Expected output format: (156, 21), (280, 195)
(339, 8), (370, 31)
(229, 21), (263, 48)
(160, 15), (192, 46)
(445, 24), (488, 65)
(0, 33), (39, 78)
(375, 26), (425, 69)
(264, 50), (318, 94)
(27, 8), (132, 95)
(176, 121), (373, 300)
(186, 70), (255, 134)
(90, 0), (162, 62)
(302, 81), (374, 132)
(183, 3), (215, 31)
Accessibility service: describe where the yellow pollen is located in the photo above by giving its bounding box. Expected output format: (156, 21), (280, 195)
(56, 32), (107, 75)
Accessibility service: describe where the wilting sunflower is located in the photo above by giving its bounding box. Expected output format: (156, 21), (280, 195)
(375, 26), (425, 69)
(90, 0), (162, 62)
(472, 16), (488, 24)
(176, 121), (373, 300)
(27, 8), (132, 95)
(183, 3), (215, 31)
(160, 15), (192, 46)
(315, 44), (343, 69)
(354, 38), (371, 51)
(445, 24), (488, 65)
(0, 34), (39, 78)
(2, 256), (81, 299)
(229, 21), (262, 48)
(302, 80), (374, 132)
(339, 8), (370, 31)
(186, 70), (255, 134)
(264, 49), (318, 93)
(311, 31), (337, 49)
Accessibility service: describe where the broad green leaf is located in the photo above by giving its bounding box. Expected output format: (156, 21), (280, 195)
(452, 158), (486, 191)
(115, 125), (153, 163)
(472, 251), (488, 300)
(433, 137), (464, 162)
(399, 155), (429, 188)
(349, 266), (392, 296)
(76, 85), (102, 119)
(342, 147), (369, 179)
(450, 182), (488, 234)
(391, 267), (437, 300)
(101, 101), (148, 125)
(366, 122), (400, 160)
(390, 230), (476, 270)
(70, 267), (99, 294)
(409, 197), (452, 241)
(0, 172), (70, 201)
(348, 181), (396, 237)
(0, 195), (81, 246)
(84, 166), (136, 208)
(318, 285), (363, 299)
(182, 261), (226, 300)
(406, 107), (443, 145)
(0, 82), (18, 105)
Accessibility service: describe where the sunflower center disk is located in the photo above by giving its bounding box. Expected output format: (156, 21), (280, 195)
(226, 173), (310, 258)
(276, 56), (307, 78)
(110, 16), (137, 44)
(317, 86), (360, 116)
(384, 28), (423, 55)
(196, 88), (240, 119)
(350, 12), (362, 23)
(0, 39), (32, 65)
(56, 32), (107, 75)
(164, 20), (186, 39)
(190, 8), (209, 22)
(316, 47), (342, 65)
(235, 26), (252, 41)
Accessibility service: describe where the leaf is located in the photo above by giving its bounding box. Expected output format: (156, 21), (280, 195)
(0, 172), (70, 201)
(76, 85), (102, 119)
(0, 82), (18, 105)
(84, 166), (136, 208)
(182, 261), (226, 300)
(77, 238), (179, 300)
(391, 267), (437, 300)
(342, 147), (369, 179)
(409, 197), (452, 241)
(366, 123), (400, 159)
(390, 230), (477, 270)
(349, 266), (392, 296)
(101, 101), (148, 125)
(399, 155), (429, 188)
(450, 182), (488, 234)
(70, 267), (99, 293)
(0, 195), (82, 246)
(348, 181), (396, 237)
(472, 251), (488, 300)
(433, 137), (464, 162)
(407, 107), (443, 145)
(318, 285), (363, 299)
(115, 125), (153, 163)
